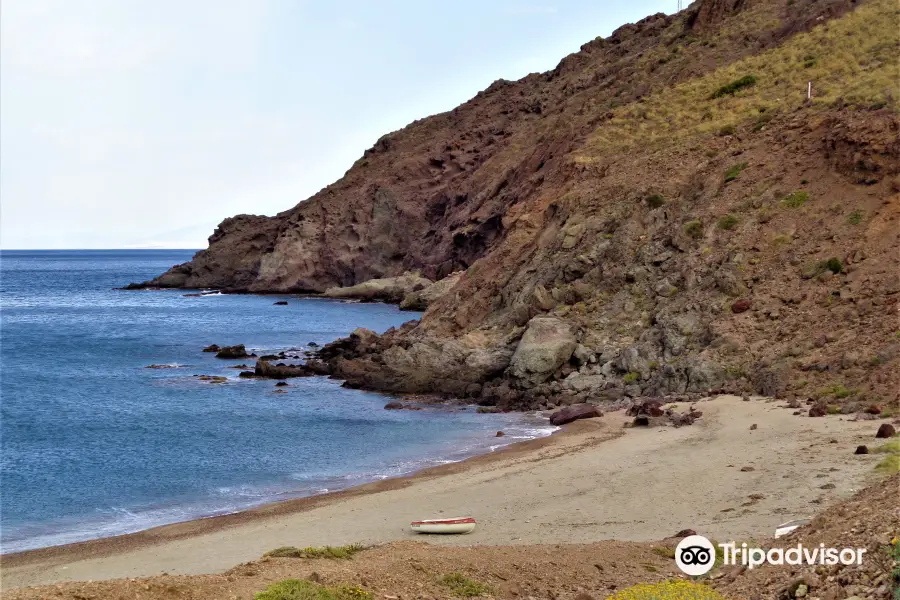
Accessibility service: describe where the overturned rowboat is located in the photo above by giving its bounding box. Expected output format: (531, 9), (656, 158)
(410, 517), (476, 534)
(774, 518), (810, 538)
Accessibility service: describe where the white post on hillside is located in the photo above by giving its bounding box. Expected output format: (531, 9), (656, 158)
(807, 81), (812, 100)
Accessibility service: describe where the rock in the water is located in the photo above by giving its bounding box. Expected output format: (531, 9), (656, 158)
(194, 375), (227, 383)
(202, 344), (220, 353)
(495, 431), (505, 437)
(384, 401), (404, 410)
(215, 344), (251, 359)
(875, 423), (896, 438)
(273, 300), (288, 305)
(253, 360), (312, 379)
(275, 381), (289, 387)
(510, 316), (577, 384)
(549, 403), (601, 426)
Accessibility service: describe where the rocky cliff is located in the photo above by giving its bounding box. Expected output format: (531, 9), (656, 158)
(134, 0), (900, 412)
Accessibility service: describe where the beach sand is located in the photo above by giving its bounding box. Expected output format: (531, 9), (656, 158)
(0, 395), (886, 590)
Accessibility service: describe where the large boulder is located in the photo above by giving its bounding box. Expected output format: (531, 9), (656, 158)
(510, 317), (578, 384)
(549, 403), (602, 426)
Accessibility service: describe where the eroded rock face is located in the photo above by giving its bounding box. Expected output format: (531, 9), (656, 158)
(510, 317), (577, 385)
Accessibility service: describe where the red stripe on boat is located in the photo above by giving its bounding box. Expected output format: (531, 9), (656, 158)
(410, 518), (476, 525)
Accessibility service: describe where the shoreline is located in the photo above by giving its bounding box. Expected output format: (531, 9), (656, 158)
(1, 395), (887, 590)
(0, 415), (577, 570)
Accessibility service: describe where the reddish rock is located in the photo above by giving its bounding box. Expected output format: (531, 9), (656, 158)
(854, 445), (869, 454)
(549, 403), (602, 426)
(740, 466), (755, 472)
(731, 299), (752, 313)
(865, 404), (882, 415)
(875, 423), (896, 438)
(673, 529), (696, 538)
(495, 431), (505, 437)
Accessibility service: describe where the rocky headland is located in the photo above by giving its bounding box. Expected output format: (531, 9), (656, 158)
(128, 0), (899, 416)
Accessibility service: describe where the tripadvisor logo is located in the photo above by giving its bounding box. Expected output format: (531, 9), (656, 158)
(674, 535), (867, 575)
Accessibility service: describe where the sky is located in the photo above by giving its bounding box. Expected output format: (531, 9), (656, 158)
(0, 1), (674, 249)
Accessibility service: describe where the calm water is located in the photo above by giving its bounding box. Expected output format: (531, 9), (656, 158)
(0, 250), (552, 553)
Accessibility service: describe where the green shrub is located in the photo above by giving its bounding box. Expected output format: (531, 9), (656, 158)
(684, 219), (704, 238)
(647, 194), (666, 209)
(781, 191), (809, 208)
(255, 579), (372, 600)
(717, 123), (736, 136)
(265, 544), (366, 559)
(822, 257), (843, 274)
(848, 209), (864, 225)
(724, 162), (748, 182)
(623, 371), (641, 384)
(875, 454), (900, 475)
(710, 75), (758, 99)
(718, 214), (740, 230)
(438, 573), (493, 598)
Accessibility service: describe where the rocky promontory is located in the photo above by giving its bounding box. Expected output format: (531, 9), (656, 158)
(131, 0), (899, 414)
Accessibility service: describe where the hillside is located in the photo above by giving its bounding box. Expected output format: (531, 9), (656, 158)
(133, 0), (900, 411)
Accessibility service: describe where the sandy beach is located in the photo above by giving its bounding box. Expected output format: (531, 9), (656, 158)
(1, 395), (887, 591)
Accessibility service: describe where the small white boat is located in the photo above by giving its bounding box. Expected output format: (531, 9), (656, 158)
(774, 518), (811, 538)
(410, 517), (476, 534)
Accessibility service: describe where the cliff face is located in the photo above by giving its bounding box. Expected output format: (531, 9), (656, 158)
(136, 0), (900, 412)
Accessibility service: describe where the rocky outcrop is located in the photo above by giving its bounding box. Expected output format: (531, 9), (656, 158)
(399, 271), (464, 311)
(323, 272), (433, 303)
(136, 0), (899, 414)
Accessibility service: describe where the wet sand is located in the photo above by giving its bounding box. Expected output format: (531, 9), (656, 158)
(1, 395), (884, 590)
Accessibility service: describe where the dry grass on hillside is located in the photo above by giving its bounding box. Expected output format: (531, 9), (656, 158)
(579, 0), (899, 157)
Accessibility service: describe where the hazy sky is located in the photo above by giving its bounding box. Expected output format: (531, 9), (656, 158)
(1, 1), (673, 249)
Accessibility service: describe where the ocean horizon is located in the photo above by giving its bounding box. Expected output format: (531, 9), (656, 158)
(0, 249), (554, 553)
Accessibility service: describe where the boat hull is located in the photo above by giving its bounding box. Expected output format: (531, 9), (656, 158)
(410, 517), (476, 534)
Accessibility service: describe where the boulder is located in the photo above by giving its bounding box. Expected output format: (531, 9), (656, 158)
(273, 300), (288, 305)
(510, 316), (577, 384)
(215, 344), (251, 359)
(731, 298), (752, 313)
(875, 423), (896, 438)
(809, 402), (828, 417)
(202, 344), (220, 353)
(384, 401), (404, 410)
(854, 445), (869, 454)
(549, 403), (602, 426)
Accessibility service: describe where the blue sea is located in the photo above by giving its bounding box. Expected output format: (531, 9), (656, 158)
(0, 250), (552, 553)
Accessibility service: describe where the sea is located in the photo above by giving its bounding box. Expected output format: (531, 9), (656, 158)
(0, 250), (554, 553)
